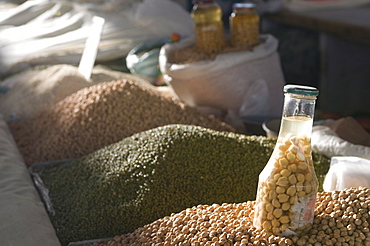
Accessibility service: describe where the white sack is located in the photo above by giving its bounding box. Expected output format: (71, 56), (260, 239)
(0, 0), (193, 76)
(311, 125), (370, 160)
(323, 156), (370, 191)
(0, 114), (61, 246)
(159, 34), (285, 122)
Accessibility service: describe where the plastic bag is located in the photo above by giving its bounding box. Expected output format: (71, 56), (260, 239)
(0, 0), (193, 77)
(159, 34), (285, 125)
(311, 125), (370, 160)
(126, 37), (170, 84)
(323, 156), (370, 191)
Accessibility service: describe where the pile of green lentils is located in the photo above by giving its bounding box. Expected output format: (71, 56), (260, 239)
(31, 124), (330, 245)
(86, 187), (370, 246)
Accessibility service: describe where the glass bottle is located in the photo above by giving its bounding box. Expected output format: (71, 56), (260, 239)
(253, 84), (319, 236)
(229, 2), (260, 47)
(191, 0), (225, 53)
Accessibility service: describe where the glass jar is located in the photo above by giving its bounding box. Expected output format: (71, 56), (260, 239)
(253, 84), (319, 236)
(191, 0), (225, 53)
(229, 2), (259, 47)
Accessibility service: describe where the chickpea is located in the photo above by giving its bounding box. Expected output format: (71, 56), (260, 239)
(276, 186), (286, 194)
(280, 169), (292, 177)
(288, 174), (298, 184)
(277, 194), (289, 203)
(279, 158), (289, 168)
(282, 202), (290, 211)
(286, 152), (296, 162)
(273, 208), (283, 218)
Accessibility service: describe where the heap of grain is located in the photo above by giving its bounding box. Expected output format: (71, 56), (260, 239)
(87, 187), (370, 246)
(0, 64), (142, 121)
(30, 124), (330, 245)
(9, 79), (235, 165)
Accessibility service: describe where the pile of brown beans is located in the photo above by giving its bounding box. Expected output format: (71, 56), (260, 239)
(86, 187), (370, 246)
(9, 79), (235, 165)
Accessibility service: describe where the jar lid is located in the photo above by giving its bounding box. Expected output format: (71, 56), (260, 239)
(233, 2), (256, 9)
(283, 84), (319, 96)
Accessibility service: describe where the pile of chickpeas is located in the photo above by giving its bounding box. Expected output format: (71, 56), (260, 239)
(9, 79), (234, 165)
(85, 187), (370, 246)
(253, 134), (318, 236)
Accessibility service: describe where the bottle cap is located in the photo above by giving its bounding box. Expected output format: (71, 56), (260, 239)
(284, 84), (319, 96)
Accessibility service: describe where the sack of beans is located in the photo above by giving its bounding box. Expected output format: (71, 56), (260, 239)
(159, 34), (285, 123)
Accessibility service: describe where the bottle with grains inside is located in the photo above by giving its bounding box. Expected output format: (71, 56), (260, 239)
(191, 0), (225, 53)
(253, 84), (319, 236)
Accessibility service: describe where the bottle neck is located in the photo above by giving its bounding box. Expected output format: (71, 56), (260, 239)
(283, 93), (316, 119)
(278, 93), (317, 139)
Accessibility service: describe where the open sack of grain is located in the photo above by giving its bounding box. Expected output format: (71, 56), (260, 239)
(159, 34), (286, 126)
(0, 64), (149, 122)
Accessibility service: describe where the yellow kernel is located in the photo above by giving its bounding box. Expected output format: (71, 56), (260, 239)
(277, 177), (289, 186)
(278, 144), (288, 152)
(267, 180), (276, 189)
(279, 158), (289, 168)
(282, 202), (291, 211)
(268, 189), (277, 200)
(273, 208), (283, 218)
(286, 186), (296, 196)
(280, 169), (291, 177)
(305, 172), (313, 182)
(279, 215), (290, 224)
(273, 174), (281, 181)
(296, 182), (304, 191)
(276, 186), (286, 194)
(288, 174), (297, 184)
(265, 203), (274, 213)
(272, 226), (281, 234)
(305, 185), (312, 193)
(297, 191), (306, 197)
(262, 220), (272, 231)
(287, 164), (297, 172)
(267, 212), (274, 220)
(297, 162), (308, 170)
(272, 199), (281, 208)
(288, 145), (298, 154)
(277, 194), (289, 203)
(297, 173), (305, 182)
(272, 219), (280, 227)
(286, 152), (296, 162)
